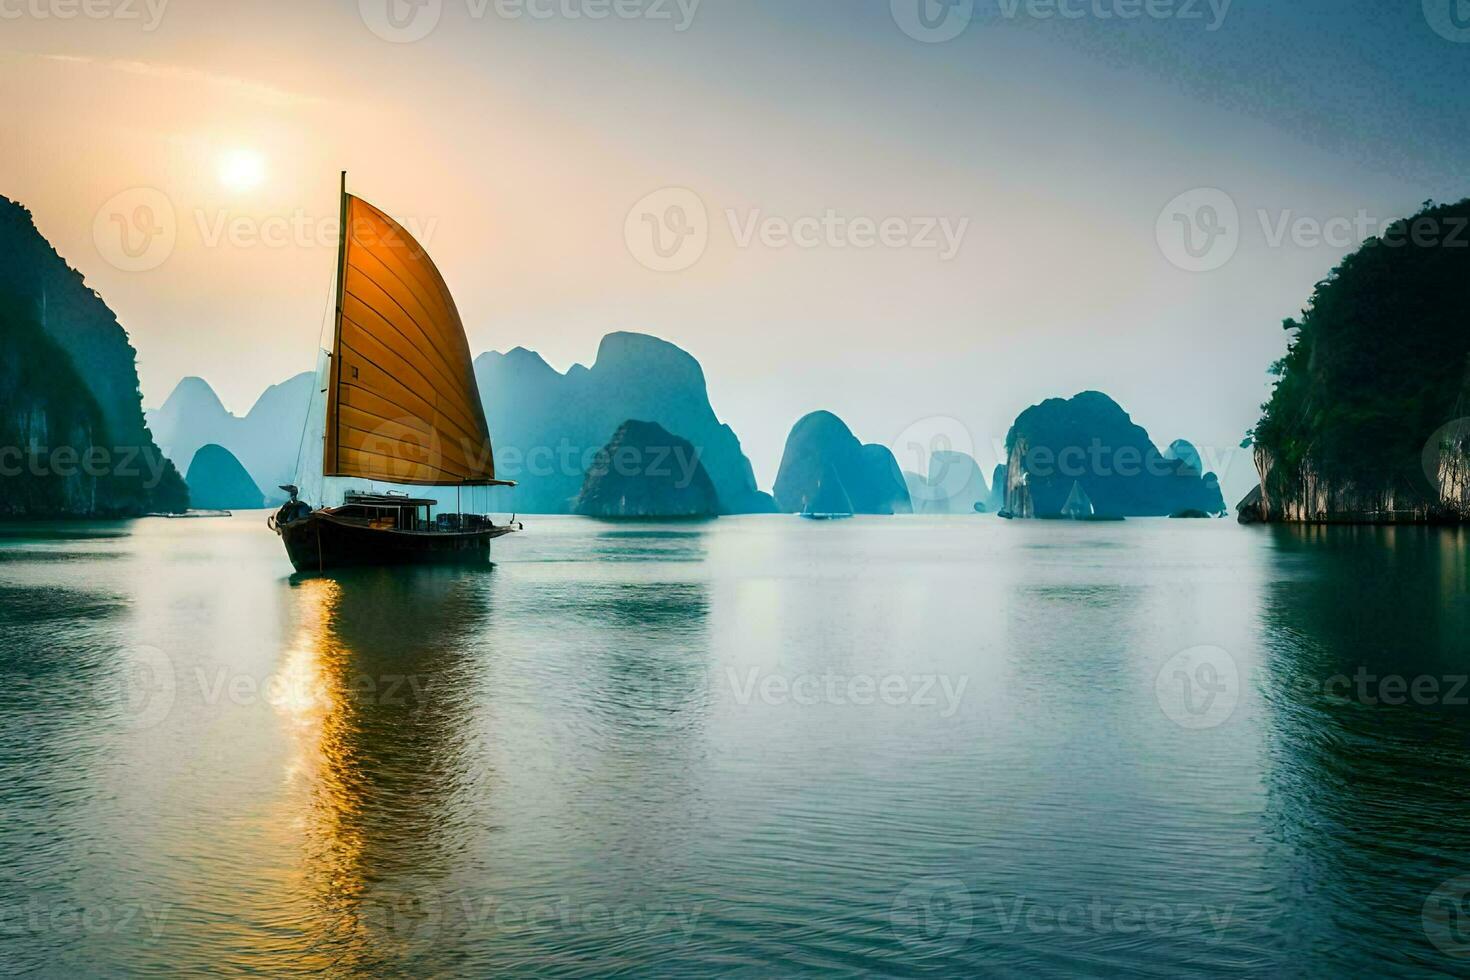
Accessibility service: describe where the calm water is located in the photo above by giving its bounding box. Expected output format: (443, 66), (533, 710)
(1, 514), (1469, 977)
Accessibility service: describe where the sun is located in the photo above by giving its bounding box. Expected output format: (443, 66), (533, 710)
(218, 149), (267, 192)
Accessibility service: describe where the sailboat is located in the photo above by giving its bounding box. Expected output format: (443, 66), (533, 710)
(1061, 480), (1095, 519)
(801, 466), (855, 520)
(271, 174), (520, 572)
(1050, 480), (1123, 522)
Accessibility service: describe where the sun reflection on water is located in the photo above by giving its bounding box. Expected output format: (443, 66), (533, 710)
(269, 577), (377, 963)
(259, 569), (493, 972)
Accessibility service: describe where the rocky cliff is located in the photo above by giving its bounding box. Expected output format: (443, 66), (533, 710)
(1243, 440), (1469, 524)
(1247, 199), (1470, 524)
(474, 333), (774, 515)
(572, 420), (719, 518)
(1002, 391), (1225, 518)
(0, 197), (186, 517)
(773, 411), (911, 515)
(986, 464), (1008, 514)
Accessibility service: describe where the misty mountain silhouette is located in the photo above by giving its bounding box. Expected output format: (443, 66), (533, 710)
(148, 372), (316, 505)
(1003, 391), (1225, 518)
(184, 444), (264, 510)
(774, 411), (911, 515)
(573, 420), (720, 519)
(905, 450), (991, 515)
(475, 332), (775, 515)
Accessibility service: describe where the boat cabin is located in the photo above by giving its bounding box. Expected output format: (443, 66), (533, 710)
(336, 492), (439, 531)
(332, 492), (500, 533)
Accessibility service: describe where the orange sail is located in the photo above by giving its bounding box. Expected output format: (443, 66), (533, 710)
(323, 182), (508, 486)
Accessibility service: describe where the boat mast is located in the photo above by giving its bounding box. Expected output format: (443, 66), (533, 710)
(323, 171), (349, 481)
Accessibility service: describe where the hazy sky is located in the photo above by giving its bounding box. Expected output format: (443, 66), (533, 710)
(3, 0), (1468, 503)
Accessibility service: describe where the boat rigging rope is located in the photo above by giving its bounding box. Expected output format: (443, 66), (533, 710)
(290, 267), (339, 492)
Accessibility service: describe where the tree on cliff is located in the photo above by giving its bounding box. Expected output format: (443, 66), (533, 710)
(1250, 198), (1470, 518)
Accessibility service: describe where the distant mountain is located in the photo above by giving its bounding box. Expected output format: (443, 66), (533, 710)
(149, 377), (230, 466)
(148, 372), (315, 504)
(906, 450), (989, 514)
(474, 332), (775, 515)
(1002, 391), (1226, 518)
(573, 420), (719, 518)
(0, 196), (186, 517)
(773, 411), (911, 515)
(184, 444), (264, 510)
(903, 471), (929, 511)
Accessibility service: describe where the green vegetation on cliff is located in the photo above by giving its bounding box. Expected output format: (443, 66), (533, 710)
(0, 197), (187, 517)
(1, 303), (187, 516)
(1250, 198), (1470, 519)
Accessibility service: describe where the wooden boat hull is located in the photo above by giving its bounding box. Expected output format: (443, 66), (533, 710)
(275, 511), (515, 573)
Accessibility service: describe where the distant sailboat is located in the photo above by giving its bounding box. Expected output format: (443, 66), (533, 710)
(1061, 480), (1095, 519)
(1050, 480), (1124, 521)
(271, 173), (520, 572)
(802, 466), (855, 520)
